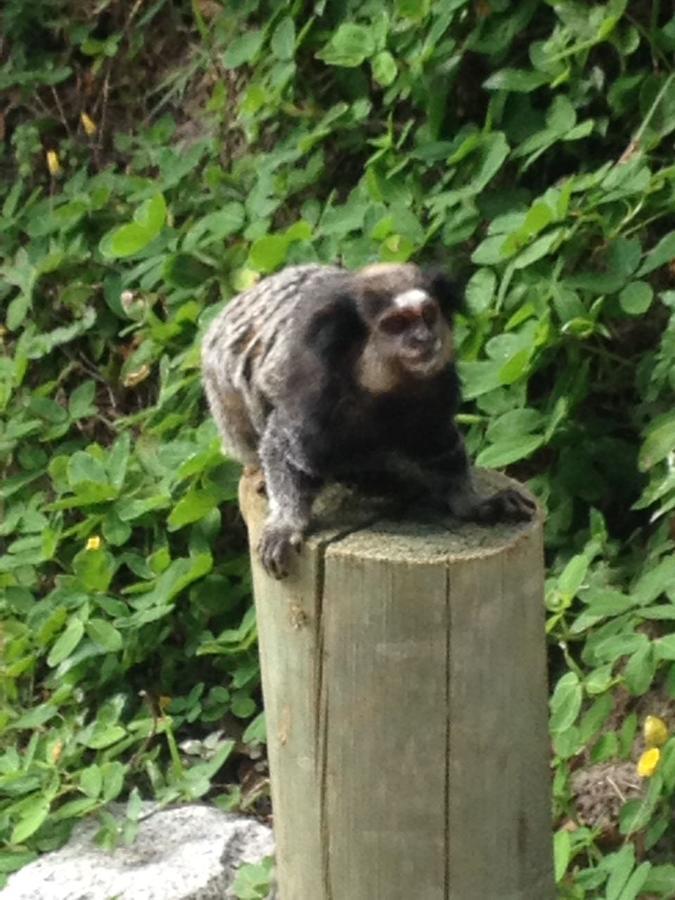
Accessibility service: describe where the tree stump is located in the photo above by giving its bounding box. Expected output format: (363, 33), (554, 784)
(239, 471), (554, 900)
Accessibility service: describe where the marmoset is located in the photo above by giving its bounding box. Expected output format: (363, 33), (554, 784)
(202, 263), (535, 578)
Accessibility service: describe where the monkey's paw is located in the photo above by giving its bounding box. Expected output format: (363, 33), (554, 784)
(257, 523), (304, 579)
(472, 488), (536, 525)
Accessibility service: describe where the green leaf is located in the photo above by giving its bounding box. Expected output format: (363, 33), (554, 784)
(167, 489), (220, 530)
(637, 230), (675, 276)
(231, 693), (257, 719)
(372, 51), (397, 87)
(606, 845), (636, 900)
(183, 205), (246, 250)
(618, 862), (651, 900)
(619, 799), (653, 835)
(633, 556), (675, 603)
(553, 829), (571, 883)
(483, 68), (549, 92)
(583, 590), (637, 617)
(579, 693), (613, 743)
(107, 433), (131, 491)
(465, 268), (496, 314)
(47, 619), (85, 667)
(317, 23), (376, 68)
(512, 229), (562, 269)
(471, 132), (510, 193)
(134, 194), (166, 233)
(643, 866), (675, 896)
(271, 17), (295, 60)
(457, 360), (503, 399)
(11, 796), (51, 844)
(79, 765), (103, 799)
(549, 672), (582, 734)
(223, 30), (264, 68)
(100, 762), (125, 802)
(639, 412), (675, 470)
(7, 293), (30, 330)
(130, 554), (212, 612)
(624, 642), (655, 694)
(249, 235), (289, 273)
(68, 381), (96, 420)
(99, 195), (166, 259)
(100, 224), (151, 258)
(163, 253), (214, 289)
(595, 633), (647, 663)
(585, 664), (614, 694)
(498, 348), (531, 384)
(72, 548), (116, 592)
(470, 234), (507, 266)
(243, 712), (266, 744)
(619, 280), (653, 315)
(115, 495), (171, 521)
(476, 433), (544, 467)
(608, 237), (642, 281)
(85, 619), (123, 652)
(559, 554), (591, 598)
(84, 725), (126, 750)
(655, 634), (675, 661)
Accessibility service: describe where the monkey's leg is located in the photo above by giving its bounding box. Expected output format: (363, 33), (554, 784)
(257, 416), (323, 579)
(402, 432), (536, 524)
(446, 464), (536, 524)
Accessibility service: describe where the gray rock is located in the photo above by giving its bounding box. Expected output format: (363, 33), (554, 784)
(2, 806), (275, 900)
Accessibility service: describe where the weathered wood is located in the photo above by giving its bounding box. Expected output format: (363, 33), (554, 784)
(239, 472), (554, 900)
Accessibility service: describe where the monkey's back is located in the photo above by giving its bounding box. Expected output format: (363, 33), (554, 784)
(202, 264), (343, 464)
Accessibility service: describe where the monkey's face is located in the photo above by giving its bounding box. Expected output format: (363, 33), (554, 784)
(374, 288), (454, 379)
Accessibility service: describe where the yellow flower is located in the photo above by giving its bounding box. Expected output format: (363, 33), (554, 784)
(46, 150), (62, 176)
(123, 363), (151, 387)
(643, 715), (669, 748)
(80, 112), (97, 136)
(51, 740), (64, 763)
(637, 747), (661, 778)
(86, 535), (102, 551)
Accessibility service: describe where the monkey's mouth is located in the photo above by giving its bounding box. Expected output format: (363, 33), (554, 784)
(403, 342), (441, 366)
(403, 351), (443, 376)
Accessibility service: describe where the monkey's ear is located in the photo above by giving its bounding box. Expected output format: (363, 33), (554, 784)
(425, 269), (464, 318)
(306, 293), (367, 361)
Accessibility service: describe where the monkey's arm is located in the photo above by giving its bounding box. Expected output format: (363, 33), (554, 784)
(257, 412), (323, 578)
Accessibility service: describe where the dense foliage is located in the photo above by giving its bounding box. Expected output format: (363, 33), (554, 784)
(1, 0), (674, 895)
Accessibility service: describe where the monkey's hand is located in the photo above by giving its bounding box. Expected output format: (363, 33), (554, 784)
(475, 488), (536, 523)
(447, 472), (537, 525)
(257, 522), (304, 579)
(458, 487), (536, 524)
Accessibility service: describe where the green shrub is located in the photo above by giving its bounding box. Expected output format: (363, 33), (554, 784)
(1, 0), (674, 894)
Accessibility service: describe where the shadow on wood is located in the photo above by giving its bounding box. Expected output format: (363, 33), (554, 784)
(239, 470), (555, 900)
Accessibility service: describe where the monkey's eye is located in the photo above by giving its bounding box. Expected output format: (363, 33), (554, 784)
(379, 314), (409, 335)
(421, 302), (438, 327)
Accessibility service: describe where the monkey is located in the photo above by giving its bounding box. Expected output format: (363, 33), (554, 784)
(202, 262), (536, 578)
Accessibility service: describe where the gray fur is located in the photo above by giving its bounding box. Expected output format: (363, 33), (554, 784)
(202, 265), (342, 466)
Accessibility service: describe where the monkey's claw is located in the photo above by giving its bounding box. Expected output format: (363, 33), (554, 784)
(475, 488), (536, 524)
(257, 524), (303, 579)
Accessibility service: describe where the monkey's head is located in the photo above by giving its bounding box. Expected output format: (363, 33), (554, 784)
(353, 263), (460, 390)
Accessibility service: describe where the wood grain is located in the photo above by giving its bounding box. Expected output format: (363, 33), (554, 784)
(239, 471), (554, 900)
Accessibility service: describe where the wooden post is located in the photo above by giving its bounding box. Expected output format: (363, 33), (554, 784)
(240, 471), (554, 900)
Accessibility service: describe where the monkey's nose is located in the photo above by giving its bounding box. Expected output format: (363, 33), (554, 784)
(411, 332), (436, 351)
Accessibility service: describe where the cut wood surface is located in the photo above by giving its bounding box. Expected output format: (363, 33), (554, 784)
(239, 471), (555, 900)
